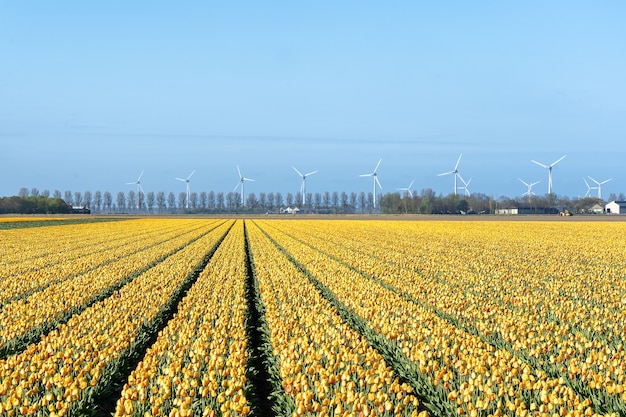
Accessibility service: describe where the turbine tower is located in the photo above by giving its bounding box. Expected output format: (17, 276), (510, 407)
(233, 165), (255, 206)
(397, 179), (415, 198)
(588, 176), (612, 200)
(293, 166), (318, 206)
(359, 159), (382, 209)
(531, 155), (566, 195)
(176, 170), (196, 209)
(438, 154), (463, 195)
(519, 178), (541, 203)
(127, 170), (145, 195)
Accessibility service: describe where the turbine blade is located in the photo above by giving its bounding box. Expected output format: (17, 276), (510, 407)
(518, 178), (529, 186)
(375, 176), (382, 190)
(373, 158), (382, 173)
(237, 165), (242, 178)
(188, 170), (196, 179)
(551, 155), (566, 167)
(454, 154), (462, 170)
(360, 173), (374, 177)
(531, 160), (548, 169)
(176, 178), (186, 182)
(305, 170), (318, 176)
(137, 170), (144, 181)
(293, 166), (303, 177)
(438, 171), (454, 176)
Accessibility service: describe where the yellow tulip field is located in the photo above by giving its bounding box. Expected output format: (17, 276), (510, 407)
(0, 217), (625, 416)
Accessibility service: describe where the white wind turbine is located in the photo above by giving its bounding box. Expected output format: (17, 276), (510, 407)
(397, 179), (415, 198)
(176, 170), (196, 209)
(359, 159), (382, 208)
(127, 170), (145, 195)
(233, 165), (255, 206)
(583, 178), (597, 198)
(588, 176), (613, 200)
(438, 154), (463, 195)
(531, 155), (566, 195)
(459, 176), (472, 196)
(293, 166), (318, 206)
(519, 178), (541, 202)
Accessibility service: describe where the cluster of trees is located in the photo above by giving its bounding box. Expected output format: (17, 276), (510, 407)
(5, 187), (621, 215)
(0, 195), (70, 214)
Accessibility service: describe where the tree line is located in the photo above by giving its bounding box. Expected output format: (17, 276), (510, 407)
(2, 186), (620, 215)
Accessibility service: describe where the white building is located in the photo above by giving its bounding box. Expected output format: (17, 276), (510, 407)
(605, 201), (626, 214)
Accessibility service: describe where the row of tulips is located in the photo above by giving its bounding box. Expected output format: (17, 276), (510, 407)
(0, 220), (233, 416)
(113, 220), (250, 417)
(0, 219), (204, 305)
(276, 220), (626, 413)
(247, 221), (426, 416)
(0, 219), (225, 359)
(255, 220), (618, 416)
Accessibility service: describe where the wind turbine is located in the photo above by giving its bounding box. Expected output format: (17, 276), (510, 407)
(359, 159), (382, 208)
(233, 165), (255, 206)
(176, 170), (196, 209)
(588, 176), (613, 200)
(583, 178), (597, 198)
(438, 154), (463, 195)
(293, 166), (318, 206)
(397, 179), (415, 198)
(127, 170), (145, 195)
(531, 155), (566, 195)
(519, 178), (541, 202)
(459, 176), (472, 196)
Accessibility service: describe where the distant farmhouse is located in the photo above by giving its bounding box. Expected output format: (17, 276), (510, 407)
(605, 201), (626, 214)
(495, 206), (559, 215)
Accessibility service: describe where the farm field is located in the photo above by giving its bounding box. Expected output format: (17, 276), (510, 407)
(0, 217), (625, 416)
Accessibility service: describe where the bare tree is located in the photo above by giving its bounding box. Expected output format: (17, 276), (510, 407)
(178, 192), (187, 212)
(74, 192), (83, 207)
(350, 192), (357, 210)
(64, 191), (73, 205)
(83, 191), (92, 209)
(41, 189), (50, 198)
(322, 191), (330, 208)
(31, 188), (39, 197)
(286, 193), (293, 207)
(258, 192), (266, 210)
(156, 192), (166, 213)
(19, 188), (29, 197)
(146, 191), (155, 213)
(190, 192), (198, 210)
(275, 192), (284, 207)
(199, 192), (207, 210)
(216, 192), (224, 211)
(94, 191), (102, 212)
(358, 192), (366, 213)
(53, 190), (62, 199)
(103, 192), (112, 212)
(167, 192), (176, 213)
(116, 192), (126, 213)
(267, 192), (275, 211)
(314, 193), (322, 208)
(127, 191), (136, 212)
(207, 191), (216, 210)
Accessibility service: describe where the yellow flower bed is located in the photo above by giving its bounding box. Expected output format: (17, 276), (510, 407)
(0, 220), (232, 416)
(0, 220), (223, 353)
(256, 219), (624, 416)
(0, 219), (204, 304)
(114, 220), (250, 417)
(247, 221), (425, 416)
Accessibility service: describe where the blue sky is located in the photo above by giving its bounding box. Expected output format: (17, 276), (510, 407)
(1, 1), (624, 200)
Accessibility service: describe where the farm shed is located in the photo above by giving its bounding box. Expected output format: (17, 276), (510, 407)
(605, 201), (626, 214)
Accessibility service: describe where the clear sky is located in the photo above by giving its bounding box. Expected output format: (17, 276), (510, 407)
(1, 1), (624, 201)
